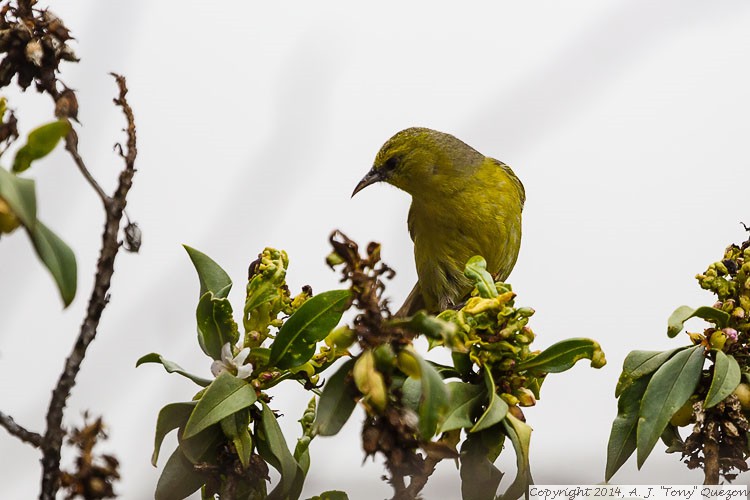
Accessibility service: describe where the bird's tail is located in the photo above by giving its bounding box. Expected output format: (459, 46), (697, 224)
(395, 282), (425, 318)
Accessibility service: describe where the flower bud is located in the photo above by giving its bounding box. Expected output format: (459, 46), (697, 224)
(500, 393), (519, 406)
(733, 383), (750, 409)
(713, 261), (729, 275)
(396, 349), (420, 379)
(709, 330), (727, 351)
(669, 399), (694, 427)
(515, 387), (536, 407)
(327, 325), (355, 349)
(516, 307), (535, 318)
(353, 350), (387, 412)
(0, 197), (20, 234)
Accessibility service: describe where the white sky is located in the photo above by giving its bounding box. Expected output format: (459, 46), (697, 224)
(1, 1), (750, 498)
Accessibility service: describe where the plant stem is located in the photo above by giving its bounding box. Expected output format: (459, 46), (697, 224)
(39, 74), (137, 500)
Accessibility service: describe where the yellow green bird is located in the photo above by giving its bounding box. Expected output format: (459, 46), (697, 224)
(352, 127), (525, 316)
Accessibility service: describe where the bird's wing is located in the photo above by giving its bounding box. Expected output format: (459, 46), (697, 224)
(407, 203), (416, 242)
(492, 159), (526, 208)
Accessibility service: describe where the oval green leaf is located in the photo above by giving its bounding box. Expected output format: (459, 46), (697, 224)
(615, 347), (686, 397)
(459, 424), (505, 500)
(470, 370), (508, 433)
(27, 220), (76, 307)
(606, 376), (650, 481)
(307, 492), (349, 500)
(705, 350), (741, 408)
(313, 358), (357, 436)
(516, 337), (606, 374)
(667, 305), (730, 338)
(0, 167), (36, 227)
(220, 409), (253, 468)
(498, 413), (533, 500)
(196, 292), (239, 360)
(386, 311), (457, 342)
(12, 119), (70, 173)
(269, 289), (351, 370)
(183, 371), (257, 439)
(179, 423), (223, 464)
(136, 352), (212, 387)
(183, 245), (232, 299)
(155, 447), (206, 500)
(256, 401), (300, 500)
(440, 382), (484, 433)
(400, 349), (450, 439)
(636, 345), (705, 467)
(151, 402), (196, 466)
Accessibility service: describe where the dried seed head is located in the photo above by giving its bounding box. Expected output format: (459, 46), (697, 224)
(24, 38), (43, 67)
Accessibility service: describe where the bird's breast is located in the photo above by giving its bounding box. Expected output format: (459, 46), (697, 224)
(408, 180), (522, 311)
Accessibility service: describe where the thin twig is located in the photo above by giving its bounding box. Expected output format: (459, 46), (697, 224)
(39, 73), (137, 500)
(64, 128), (109, 206)
(0, 410), (43, 447)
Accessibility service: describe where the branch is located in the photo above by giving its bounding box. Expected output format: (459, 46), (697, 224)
(39, 74), (137, 500)
(0, 410), (43, 448)
(64, 128), (109, 206)
(404, 455), (440, 498)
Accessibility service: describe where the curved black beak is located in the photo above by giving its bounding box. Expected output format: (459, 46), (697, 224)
(351, 168), (382, 197)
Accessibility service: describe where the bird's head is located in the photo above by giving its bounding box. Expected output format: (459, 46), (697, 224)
(352, 127), (482, 198)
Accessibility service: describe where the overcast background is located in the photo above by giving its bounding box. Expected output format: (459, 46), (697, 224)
(2, 1), (750, 498)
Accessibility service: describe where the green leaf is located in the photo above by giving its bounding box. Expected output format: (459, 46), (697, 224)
(136, 353), (212, 387)
(152, 402), (196, 466)
(401, 376), (422, 413)
(459, 424), (505, 500)
(440, 382), (484, 433)
(667, 305), (730, 338)
(400, 349), (450, 439)
(498, 413), (533, 500)
(605, 376), (650, 481)
(12, 119), (70, 173)
(196, 292), (239, 360)
(256, 401), (300, 500)
(661, 424), (685, 454)
(615, 347), (686, 397)
(220, 408), (253, 468)
(307, 492), (349, 500)
(452, 351), (474, 380)
(470, 370), (508, 433)
(0, 166), (36, 227)
(179, 423), (222, 464)
(428, 360), (462, 380)
(183, 245), (232, 299)
(516, 338), (606, 374)
(636, 345), (704, 467)
(313, 358), (357, 436)
(27, 220), (76, 307)
(705, 350), (741, 408)
(154, 446), (206, 500)
(387, 311), (457, 342)
(269, 289), (351, 370)
(464, 256), (498, 298)
(183, 371), (257, 439)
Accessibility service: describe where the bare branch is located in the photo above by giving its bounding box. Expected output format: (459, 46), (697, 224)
(64, 128), (109, 206)
(0, 410), (43, 448)
(39, 74), (138, 500)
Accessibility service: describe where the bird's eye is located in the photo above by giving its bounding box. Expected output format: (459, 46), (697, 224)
(383, 155), (400, 173)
